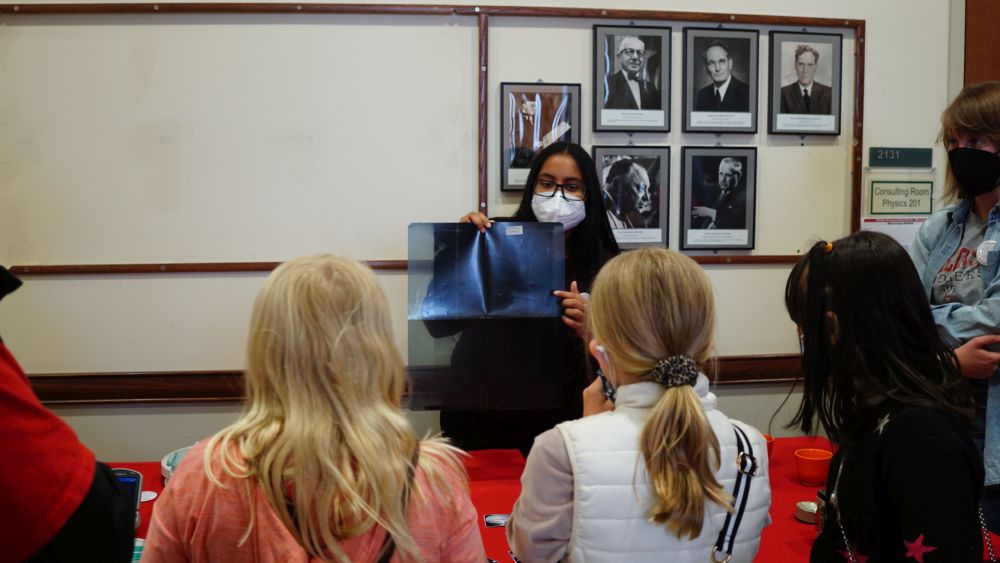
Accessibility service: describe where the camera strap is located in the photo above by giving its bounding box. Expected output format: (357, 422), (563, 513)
(713, 424), (757, 562)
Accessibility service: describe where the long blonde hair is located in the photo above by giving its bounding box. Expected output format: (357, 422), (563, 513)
(205, 255), (463, 562)
(587, 248), (729, 539)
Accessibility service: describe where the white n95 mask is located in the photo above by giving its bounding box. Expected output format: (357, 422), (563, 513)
(531, 194), (586, 231)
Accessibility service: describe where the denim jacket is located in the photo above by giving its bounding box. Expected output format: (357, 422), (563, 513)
(910, 198), (1000, 485)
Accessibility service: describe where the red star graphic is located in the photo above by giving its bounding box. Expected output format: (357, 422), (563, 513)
(903, 533), (938, 562)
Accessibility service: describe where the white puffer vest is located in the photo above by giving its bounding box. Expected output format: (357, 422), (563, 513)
(556, 378), (771, 563)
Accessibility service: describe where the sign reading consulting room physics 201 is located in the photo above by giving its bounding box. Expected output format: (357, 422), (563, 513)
(869, 181), (933, 215)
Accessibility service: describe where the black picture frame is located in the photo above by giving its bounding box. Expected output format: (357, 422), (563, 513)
(592, 145), (670, 249)
(592, 25), (671, 132)
(500, 82), (581, 191)
(680, 146), (757, 250)
(767, 31), (843, 135)
(681, 27), (759, 134)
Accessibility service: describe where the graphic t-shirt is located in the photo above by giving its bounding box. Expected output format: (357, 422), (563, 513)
(930, 211), (990, 418)
(932, 211), (986, 306)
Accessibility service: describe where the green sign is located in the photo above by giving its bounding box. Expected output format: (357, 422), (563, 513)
(869, 147), (933, 168)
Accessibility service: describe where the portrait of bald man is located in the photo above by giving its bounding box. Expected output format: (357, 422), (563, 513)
(691, 157), (747, 229)
(604, 35), (661, 111)
(693, 40), (750, 112)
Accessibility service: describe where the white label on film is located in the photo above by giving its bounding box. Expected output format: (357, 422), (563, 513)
(612, 228), (662, 244)
(690, 111), (752, 128)
(505, 225), (524, 236)
(508, 167), (529, 186)
(687, 229), (749, 246)
(776, 113), (836, 132)
(601, 109), (665, 127)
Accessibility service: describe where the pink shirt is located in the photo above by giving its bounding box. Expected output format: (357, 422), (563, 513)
(143, 441), (485, 562)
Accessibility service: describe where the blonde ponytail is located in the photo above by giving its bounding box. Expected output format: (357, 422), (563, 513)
(641, 386), (729, 538)
(588, 247), (731, 539)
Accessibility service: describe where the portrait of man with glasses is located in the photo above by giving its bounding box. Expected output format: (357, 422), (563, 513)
(603, 35), (662, 111)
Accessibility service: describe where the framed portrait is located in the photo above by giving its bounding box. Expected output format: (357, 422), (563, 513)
(593, 25), (671, 132)
(768, 31), (843, 135)
(682, 28), (759, 134)
(501, 82), (581, 191)
(592, 145), (670, 248)
(680, 146), (757, 250)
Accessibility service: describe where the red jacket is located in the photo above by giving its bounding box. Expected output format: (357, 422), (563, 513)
(0, 343), (95, 561)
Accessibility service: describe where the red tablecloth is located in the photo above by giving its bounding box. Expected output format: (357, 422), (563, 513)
(114, 436), (999, 562)
(757, 435), (832, 561)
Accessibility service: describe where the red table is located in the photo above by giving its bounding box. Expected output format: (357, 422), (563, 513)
(116, 437), (998, 562)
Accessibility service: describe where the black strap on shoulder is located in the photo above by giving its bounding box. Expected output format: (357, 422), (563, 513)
(713, 425), (757, 561)
(375, 446), (421, 563)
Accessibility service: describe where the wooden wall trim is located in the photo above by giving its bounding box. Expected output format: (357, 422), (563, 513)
(851, 23), (865, 232)
(0, 2), (862, 27)
(8, 260), (408, 275)
(9, 256), (797, 275)
(477, 12), (490, 215)
(29, 370), (245, 405)
(28, 354), (800, 405)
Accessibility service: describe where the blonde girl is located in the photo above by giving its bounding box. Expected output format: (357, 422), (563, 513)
(507, 248), (770, 563)
(144, 255), (485, 562)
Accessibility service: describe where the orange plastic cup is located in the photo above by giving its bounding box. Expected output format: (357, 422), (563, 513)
(793, 448), (832, 485)
(763, 434), (775, 458)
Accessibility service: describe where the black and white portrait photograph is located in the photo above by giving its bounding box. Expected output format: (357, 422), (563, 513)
(501, 82), (581, 191)
(681, 146), (757, 250)
(768, 31), (842, 135)
(682, 28), (759, 133)
(592, 145), (669, 248)
(593, 25), (671, 132)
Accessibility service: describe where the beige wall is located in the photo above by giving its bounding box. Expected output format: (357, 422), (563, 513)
(1, 0), (956, 460)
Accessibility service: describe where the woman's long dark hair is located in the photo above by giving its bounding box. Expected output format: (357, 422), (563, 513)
(510, 142), (620, 289)
(785, 231), (974, 446)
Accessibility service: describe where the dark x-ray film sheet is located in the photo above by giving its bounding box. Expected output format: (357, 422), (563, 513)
(406, 222), (567, 410)
(407, 222), (565, 320)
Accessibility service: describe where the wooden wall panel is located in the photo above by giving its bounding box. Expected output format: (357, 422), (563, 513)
(965, 0), (1000, 84)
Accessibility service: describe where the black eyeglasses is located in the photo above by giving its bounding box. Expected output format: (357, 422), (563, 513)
(618, 48), (645, 58)
(534, 179), (585, 201)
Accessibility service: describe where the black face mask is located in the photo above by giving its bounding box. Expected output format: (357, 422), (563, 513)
(949, 147), (1000, 198)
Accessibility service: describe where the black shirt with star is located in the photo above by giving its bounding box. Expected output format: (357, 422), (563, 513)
(811, 405), (983, 562)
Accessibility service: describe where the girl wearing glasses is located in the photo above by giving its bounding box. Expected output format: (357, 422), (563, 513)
(442, 141), (620, 455)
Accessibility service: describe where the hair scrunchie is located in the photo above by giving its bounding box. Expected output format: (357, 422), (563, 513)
(649, 355), (700, 389)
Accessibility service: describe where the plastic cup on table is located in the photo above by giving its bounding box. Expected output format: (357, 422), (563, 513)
(763, 434), (775, 458)
(793, 448), (832, 486)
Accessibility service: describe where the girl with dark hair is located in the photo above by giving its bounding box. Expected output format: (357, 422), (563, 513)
(910, 81), (1000, 531)
(787, 231), (982, 562)
(464, 141), (620, 312)
(442, 142), (620, 454)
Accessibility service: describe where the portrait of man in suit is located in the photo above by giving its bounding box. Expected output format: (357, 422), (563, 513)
(600, 156), (657, 229)
(691, 157), (746, 229)
(779, 44), (833, 114)
(693, 41), (750, 112)
(603, 35), (661, 111)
